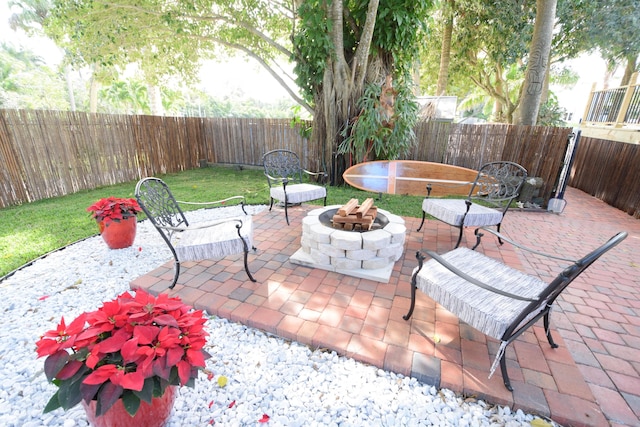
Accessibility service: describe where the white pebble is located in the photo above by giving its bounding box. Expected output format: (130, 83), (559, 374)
(0, 206), (558, 427)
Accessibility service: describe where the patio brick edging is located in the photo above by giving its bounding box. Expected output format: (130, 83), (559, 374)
(128, 202), (620, 427)
(130, 268), (605, 427)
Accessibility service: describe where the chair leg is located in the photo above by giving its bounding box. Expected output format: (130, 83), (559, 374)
(236, 227), (257, 282)
(417, 211), (427, 232)
(284, 202), (290, 225)
(544, 310), (559, 348)
(500, 352), (513, 391)
(454, 226), (464, 248)
(496, 223), (504, 245)
(283, 193), (290, 225)
(243, 249), (256, 282)
(403, 279), (417, 321)
(471, 228), (483, 250)
(404, 251), (425, 321)
(268, 197), (274, 212)
(169, 260), (180, 290)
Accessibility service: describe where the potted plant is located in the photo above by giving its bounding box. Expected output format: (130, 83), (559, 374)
(35, 290), (210, 427)
(87, 197), (142, 249)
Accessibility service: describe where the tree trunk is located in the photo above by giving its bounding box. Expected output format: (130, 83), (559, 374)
(311, 0), (381, 184)
(436, 0), (454, 96)
(65, 65), (76, 111)
(513, 0), (557, 125)
(147, 85), (164, 116)
(89, 79), (99, 113)
(541, 65), (550, 104)
(620, 53), (638, 86)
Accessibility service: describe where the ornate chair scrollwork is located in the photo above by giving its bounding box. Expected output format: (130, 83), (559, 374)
(417, 161), (528, 248)
(404, 228), (627, 390)
(262, 149), (327, 225)
(135, 177), (256, 289)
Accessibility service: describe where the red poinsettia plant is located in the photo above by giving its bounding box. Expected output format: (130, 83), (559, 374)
(36, 290), (210, 417)
(87, 197), (142, 225)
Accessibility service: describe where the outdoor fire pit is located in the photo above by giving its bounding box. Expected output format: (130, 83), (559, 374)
(290, 200), (406, 283)
(328, 198), (380, 231)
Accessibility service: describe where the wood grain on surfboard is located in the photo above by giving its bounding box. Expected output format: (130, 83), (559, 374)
(343, 160), (478, 197)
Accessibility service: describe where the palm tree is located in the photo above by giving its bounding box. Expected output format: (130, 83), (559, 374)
(7, 0), (77, 110)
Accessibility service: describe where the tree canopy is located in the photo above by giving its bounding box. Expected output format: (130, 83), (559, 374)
(0, 42), (68, 109)
(420, 0), (635, 124)
(584, 0), (640, 84)
(45, 0), (308, 111)
(43, 0), (433, 180)
(10, 0), (635, 143)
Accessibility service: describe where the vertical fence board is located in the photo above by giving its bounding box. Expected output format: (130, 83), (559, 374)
(569, 136), (640, 217)
(0, 109), (635, 217)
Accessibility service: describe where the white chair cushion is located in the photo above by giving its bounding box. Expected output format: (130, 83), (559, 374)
(414, 247), (546, 339)
(270, 183), (326, 204)
(422, 199), (504, 227)
(175, 216), (253, 261)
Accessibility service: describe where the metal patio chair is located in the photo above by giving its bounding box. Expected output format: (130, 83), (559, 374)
(262, 149), (328, 225)
(417, 161), (527, 248)
(403, 227), (627, 390)
(135, 177), (256, 289)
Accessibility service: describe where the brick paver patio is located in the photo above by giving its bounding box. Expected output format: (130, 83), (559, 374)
(131, 186), (640, 427)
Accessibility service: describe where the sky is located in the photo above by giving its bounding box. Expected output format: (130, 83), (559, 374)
(0, 0), (619, 118)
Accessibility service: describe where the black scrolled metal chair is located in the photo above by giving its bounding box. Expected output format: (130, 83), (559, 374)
(135, 177), (256, 289)
(262, 149), (328, 225)
(417, 161), (528, 248)
(403, 227), (628, 390)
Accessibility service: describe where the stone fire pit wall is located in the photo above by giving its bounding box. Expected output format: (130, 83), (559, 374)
(300, 206), (406, 270)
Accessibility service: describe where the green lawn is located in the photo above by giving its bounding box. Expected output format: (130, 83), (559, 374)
(0, 166), (425, 278)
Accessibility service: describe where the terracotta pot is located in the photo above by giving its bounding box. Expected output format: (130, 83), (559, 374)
(99, 216), (137, 249)
(82, 386), (177, 427)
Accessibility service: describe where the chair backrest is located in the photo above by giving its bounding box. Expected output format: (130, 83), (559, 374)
(505, 231), (627, 337)
(263, 149), (303, 186)
(469, 161), (527, 211)
(135, 178), (189, 241)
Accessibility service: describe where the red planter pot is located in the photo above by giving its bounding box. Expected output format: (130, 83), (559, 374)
(98, 216), (137, 249)
(82, 386), (177, 427)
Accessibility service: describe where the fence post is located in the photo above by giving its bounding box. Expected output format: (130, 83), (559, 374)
(582, 82), (597, 124)
(614, 72), (638, 128)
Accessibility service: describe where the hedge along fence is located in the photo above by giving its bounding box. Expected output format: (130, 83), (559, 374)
(1, 109), (572, 210)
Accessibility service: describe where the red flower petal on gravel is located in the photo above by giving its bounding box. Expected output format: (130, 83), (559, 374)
(208, 400), (214, 408)
(228, 400), (236, 408)
(39, 295), (49, 300)
(258, 414), (270, 423)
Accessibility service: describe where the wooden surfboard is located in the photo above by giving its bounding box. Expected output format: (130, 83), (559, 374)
(343, 160), (478, 197)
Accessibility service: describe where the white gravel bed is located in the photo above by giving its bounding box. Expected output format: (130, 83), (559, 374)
(0, 206), (556, 426)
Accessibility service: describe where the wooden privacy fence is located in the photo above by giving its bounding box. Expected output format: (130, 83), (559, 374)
(409, 121), (572, 204)
(569, 135), (640, 218)
(0, 109), (585, 212)
(0, 110), (314, 208)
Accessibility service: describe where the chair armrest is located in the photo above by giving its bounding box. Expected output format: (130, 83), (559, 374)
(176, 196), (248, 215)
(158, 217), (245, 232)
(264, 173), (290, 185)
(424, 181), (473, 198)
(416, 249), (537, 302)
(176, 195), (245, 207)
(302, 169), (328, 184)
(474, 227), (577, 263)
